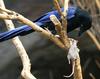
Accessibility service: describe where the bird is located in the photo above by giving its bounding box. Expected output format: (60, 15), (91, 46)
(0, 6), (92, 42)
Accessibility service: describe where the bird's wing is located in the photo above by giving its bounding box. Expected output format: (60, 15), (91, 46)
(0, 6), (77, 42)
(0, 25), (33, 42)
(34, 6), (76, 24)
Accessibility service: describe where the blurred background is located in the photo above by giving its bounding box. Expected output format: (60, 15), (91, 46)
(0, 0), (100, 79)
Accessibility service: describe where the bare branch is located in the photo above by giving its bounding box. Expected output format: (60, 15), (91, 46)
(53, 0), (63, 16)
(0, 6), (65, 49)
(53, 0), (70, 48)
(50, 15), (70, 48)
(0, 1), (84, 79)
(53, 1), (83, 79)
(87, 30), (100, 51)
(89, 73), (96, 79)
(95, 0), (100, 9)
(74, 58), (83, 79)
(0, 0), (36, 79)
(63, 0), (69, 16)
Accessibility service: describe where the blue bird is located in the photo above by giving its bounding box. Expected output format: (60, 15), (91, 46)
(0, 6), (92, 42)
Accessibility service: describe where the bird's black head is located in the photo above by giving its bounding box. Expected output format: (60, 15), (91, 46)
(76, 7), (92, 36)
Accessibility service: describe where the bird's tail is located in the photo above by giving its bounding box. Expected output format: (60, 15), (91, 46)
(0, 25), (33, 42)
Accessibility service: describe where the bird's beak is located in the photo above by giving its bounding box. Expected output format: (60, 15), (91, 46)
(78, 25), (85, 36)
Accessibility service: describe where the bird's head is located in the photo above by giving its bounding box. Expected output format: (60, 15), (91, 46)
(76, 7), (92, 36)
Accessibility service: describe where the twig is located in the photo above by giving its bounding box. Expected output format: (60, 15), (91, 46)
(50, 15), (62, 36)
(0, 1), (83, 79)
(0, 7), (65, 49)
(50, 15), (82, 79)
(64, 1), (83, 79)
(95, 59), (100, 69)
(50, 15), (70, 48)
(89, 73), (96, 79)
(53, 0), (63, 16)
(53, 0), (70, 48)
(76, 0), (85, 9)
(63, 0), (69, 16)
(53, 1), (83, 79)
(0, 0), (36, 79)
(95, 0), (100, 9)
(58, 0), (64, 7)
(87, 30), (100, 51)
(74, 58), (83, 79)
(76, 0), (100, 51)
(61, 0), (70, 48)
(0, 1), (70, 49)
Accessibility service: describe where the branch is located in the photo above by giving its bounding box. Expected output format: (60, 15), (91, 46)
(63, 0), (69, 16)
(89, 73), (96, 79)
(0, 7), (65, 49)
(74, 58), (83, 79)
(57, 0), (83, 79)
(0, 0), (36, 79)
(95, 0), (100, 9)
(87, 30), (100, 51)
(76, 0), (100, 51)
(53, 0), (70, 48)
(0, 0), (83, 79)
(50, 15), (70, 49)
(53, 0), (63, 16)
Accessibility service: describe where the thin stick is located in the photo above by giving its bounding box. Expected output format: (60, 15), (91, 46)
(53, 0), (70, 48)
(50, 15), (62, 36)
(53, 0), (63, 16)
(89, 73), (96, 79)
(76, 0), (100, 51)
(61, 0), (70, 47)
(0, 0), (36, 79)
(0, 7), (65, 49)
(54, 1), (83, 79)
(63, 0), (69, 16)
(50, 15), (70, 49)
(95, 59), (100, 69)
(87, 30), (100, 51)
(95, 0), (100, 9)
(0, 1), (83, 79)
(74, 58), (83, 79)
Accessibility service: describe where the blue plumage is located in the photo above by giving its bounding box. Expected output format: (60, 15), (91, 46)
(0, 6), (92, 42)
